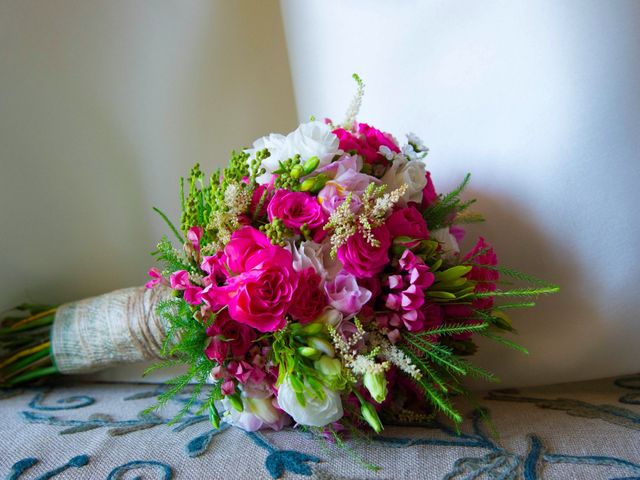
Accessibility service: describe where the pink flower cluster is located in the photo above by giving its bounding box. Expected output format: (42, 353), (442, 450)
(147, 118), (502, 432)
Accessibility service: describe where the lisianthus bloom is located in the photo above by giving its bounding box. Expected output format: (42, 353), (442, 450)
(289, 267), (328, 323)
(277, 376), (344, 427)
(317, 155), (379, 214)
(381, 156), (427, 206)
(333, 123), (399, 166)
(205, 310), (256, 363)
(222, 391), (290, 432)
(267, 190), (326, 239)
(324, 271), (372, 315)
(215, 240), (298, 332)
(337, 226), (391, 278)
(386, 206), (429, 240)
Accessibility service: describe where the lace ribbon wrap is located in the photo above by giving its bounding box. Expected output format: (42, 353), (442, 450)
(51, 286), (172, 374)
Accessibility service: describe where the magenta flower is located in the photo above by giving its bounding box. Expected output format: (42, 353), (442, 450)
(267, 190), (327, 237)
(381, 250), (435, 332)
(187, 226), (204, 253)
(200, 252), (229, 286)
(289, 267), (328, 323)
(205, 310), (256, 364)
(221, 246), (298, 332)
(421, 171), (438, 208)
(333, 123), (399, 165)
(324, 272), (372, 315)
(337, 225), (391, 278)
(386, 206), (429, 240)
(169, 270), (203, 305)
(145, 268), (164, 289)
(224, 226), (273, 274)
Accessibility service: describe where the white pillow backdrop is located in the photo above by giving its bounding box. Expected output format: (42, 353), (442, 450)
(1, 1), (637, 387)
(281, 0), (640, 387)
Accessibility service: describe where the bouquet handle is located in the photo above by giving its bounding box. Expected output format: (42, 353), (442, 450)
(52, 286), (171, 374)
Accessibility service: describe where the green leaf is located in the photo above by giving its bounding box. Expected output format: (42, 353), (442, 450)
(153, 207), (184, 244)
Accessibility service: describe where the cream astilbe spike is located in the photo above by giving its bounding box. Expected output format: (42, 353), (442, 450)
(342, 73), (365, 129)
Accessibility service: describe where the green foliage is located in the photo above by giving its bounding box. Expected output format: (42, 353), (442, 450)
(152, 207), (184, 244)
(423, 173), (476, 230)
(144, 298), (221, 426)
(152, 236), (191, 274)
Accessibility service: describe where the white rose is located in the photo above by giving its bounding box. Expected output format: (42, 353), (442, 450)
(431, 228), (460, 262)
(245, 133), (289, 184)
(381, 156), (427, 206)
(222, 394), (290, 432)
(285, 120), (340, 168)
(277, 376), (343, 427)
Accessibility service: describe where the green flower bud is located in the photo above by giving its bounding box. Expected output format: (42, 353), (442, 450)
(208, 404), (220, 429)
(300, 322), (324, 336)
(308, 337), (335, 357)
(302, 156), (320, 174)
(228, 394), (244, 412)
(290, 164), (304, 179)
(363, 371), (388, 404)
(297, 346), (320, 359)
(361, 401), (383, 433)
(314, 356), (342, 379)
(300, 177), (316, 192)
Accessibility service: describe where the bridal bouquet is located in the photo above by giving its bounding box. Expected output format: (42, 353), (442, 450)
(0, 76), (557, 438)
(142, 76), (557, 433)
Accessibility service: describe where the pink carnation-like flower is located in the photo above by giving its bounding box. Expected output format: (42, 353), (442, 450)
(219, 245), (298, 332)
(333, 123), (400, 165)
(289, 267), (328, 323)
(205, 310), (256, 364)
(380, 250), (435, 332)
(386, 206), (429, 240)
(267, 190), (327, 238)
(200, 252), (229, 287)
(337, 226), (391, 278)
(324, 272), (372, 315)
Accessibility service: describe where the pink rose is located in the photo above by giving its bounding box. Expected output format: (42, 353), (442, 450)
(289, 267), (328, 323)
(224, 226), (272, 274)
(386, 206), (429, 240)
(267, 190), (327, 237)
(222, 246), (298, 332)
(205, 310), (256, 363)
(337, 225), (391, 278)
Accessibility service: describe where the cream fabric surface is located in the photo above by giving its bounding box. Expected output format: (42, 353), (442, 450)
(1, 375), (638, 479)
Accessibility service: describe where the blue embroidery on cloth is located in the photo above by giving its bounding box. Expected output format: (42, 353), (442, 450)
(247, 431), (321, 478)
(616, 374), (640, 405)
(4, 377), (640, 479)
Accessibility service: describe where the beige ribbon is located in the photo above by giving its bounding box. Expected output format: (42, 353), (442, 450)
(51, 286), (171, 374)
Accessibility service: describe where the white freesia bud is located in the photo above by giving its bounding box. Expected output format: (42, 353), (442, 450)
(277, 376), (344, 427)
(314, 356), (343, 380)
(381, 156), (427, 206)
(308, 337), (335, 358)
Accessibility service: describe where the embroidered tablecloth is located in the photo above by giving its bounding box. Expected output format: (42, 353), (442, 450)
(2, 375), (639, 479)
